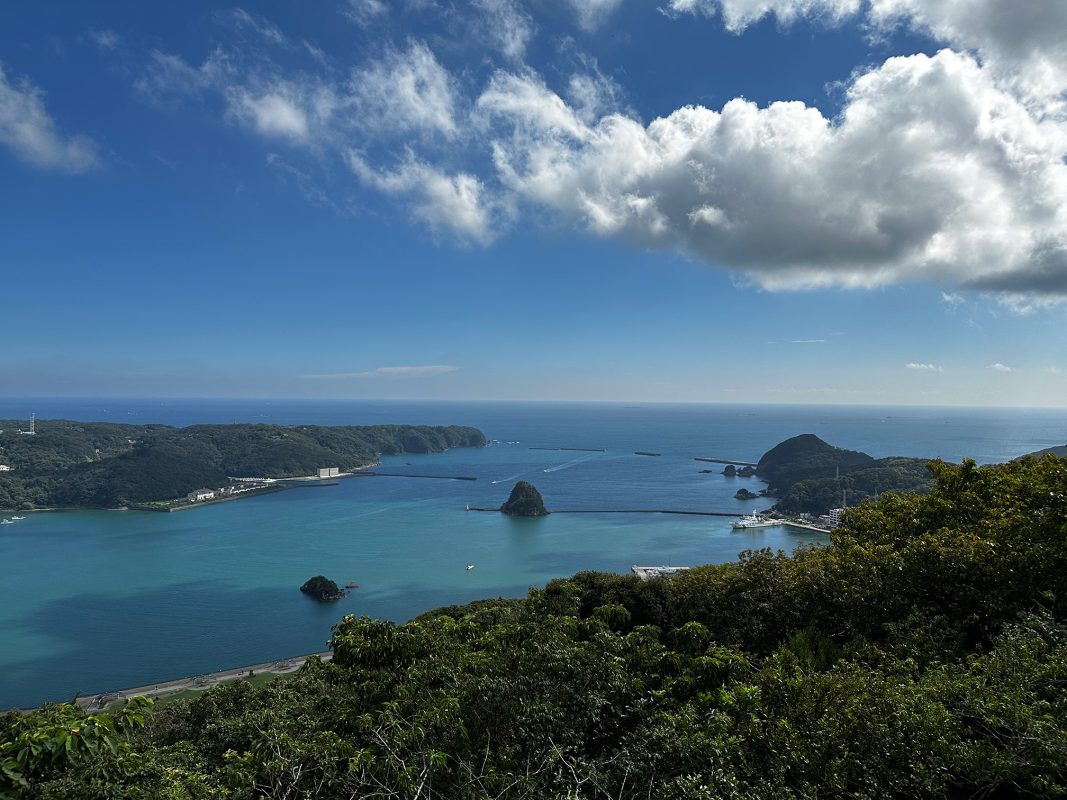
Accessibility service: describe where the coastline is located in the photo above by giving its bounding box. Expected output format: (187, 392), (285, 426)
(67, 651), (334, 713)
(0, 462), (382, 515)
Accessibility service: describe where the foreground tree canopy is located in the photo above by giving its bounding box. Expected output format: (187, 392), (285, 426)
(3, 455), (1067, 798)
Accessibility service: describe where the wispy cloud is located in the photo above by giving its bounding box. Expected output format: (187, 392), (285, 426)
(302, 365), (461, 380)
(940, 291), (965, 306)
(791, 339), (826, 344)
(342, 0), (388, 27)
(223, 9), (289, 46)
(1046, 366), (1063, 374)
(987, 362), (1014, 372)
(0, 66), (99, 172)
(87, 29), (120, 51)
(906, 362), (943, 372)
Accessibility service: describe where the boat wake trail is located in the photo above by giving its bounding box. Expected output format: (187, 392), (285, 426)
(490, 472), (524, 485)
(543, 453), (600, 473)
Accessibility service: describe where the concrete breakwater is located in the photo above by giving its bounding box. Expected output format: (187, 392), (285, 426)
(694, 456), (759, 467)
(467, 507), (746, 517)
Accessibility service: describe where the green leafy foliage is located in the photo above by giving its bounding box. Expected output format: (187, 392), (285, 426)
(4, 455), (1067, 798)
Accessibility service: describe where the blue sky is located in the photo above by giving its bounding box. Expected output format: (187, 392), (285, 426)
(1, 0), (1066, 405)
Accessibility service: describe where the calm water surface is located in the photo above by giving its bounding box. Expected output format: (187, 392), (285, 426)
(1, 400), (1064, 708)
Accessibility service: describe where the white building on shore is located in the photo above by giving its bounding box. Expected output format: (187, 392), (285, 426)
(187, 488), (216, 503)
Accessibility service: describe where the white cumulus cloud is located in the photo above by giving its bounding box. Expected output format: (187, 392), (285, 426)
(478, 49), (1067, 295)
(987, 362), (1014, 372)
(906, 362), (943, 372)
(0, 66), (99, 172)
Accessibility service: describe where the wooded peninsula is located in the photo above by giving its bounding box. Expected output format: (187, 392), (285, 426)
(0, 420), (486, 510)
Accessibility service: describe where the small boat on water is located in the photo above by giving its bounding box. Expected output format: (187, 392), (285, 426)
(466, 564), (475, 571)
(10, 516), (25, 521)
(731, 514), (782, 530)
(344, 583), (359, 589)
(0, 519), (14, 525)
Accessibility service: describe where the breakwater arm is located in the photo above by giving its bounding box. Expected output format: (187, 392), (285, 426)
(467, 507), (745, 517)
(694, 457), (759, 467)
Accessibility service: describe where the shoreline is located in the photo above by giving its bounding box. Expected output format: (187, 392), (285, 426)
(65, 651), (334, 713)
(0, 463), (382, 515)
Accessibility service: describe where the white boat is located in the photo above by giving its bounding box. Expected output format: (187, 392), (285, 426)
(466, 564), (475, 571)
(0, 519), (14, 525)
(731, 514), (781, 530)
(10, 516), (25, 521)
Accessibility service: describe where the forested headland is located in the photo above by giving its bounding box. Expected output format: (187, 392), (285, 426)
(756, 433), (936, 514)
(4, 454), (1066, 798)
(0, 420), (486, 510)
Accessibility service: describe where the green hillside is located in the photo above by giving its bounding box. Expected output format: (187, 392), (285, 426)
(4, 455), (1067, 798)
(756, 433), (936, 514)
(0, 420), (485, 509)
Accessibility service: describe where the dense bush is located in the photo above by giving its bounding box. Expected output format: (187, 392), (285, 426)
(3, 455), (1066, 798)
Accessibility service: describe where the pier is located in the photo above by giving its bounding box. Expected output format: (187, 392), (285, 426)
(694, 457), (759, 467)
(781, 520), (832, 534)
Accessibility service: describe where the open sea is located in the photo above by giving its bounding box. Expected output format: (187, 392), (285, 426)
(1, 399), (1065, 709)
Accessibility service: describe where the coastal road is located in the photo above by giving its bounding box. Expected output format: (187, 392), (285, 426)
(75, 651), (333, 712)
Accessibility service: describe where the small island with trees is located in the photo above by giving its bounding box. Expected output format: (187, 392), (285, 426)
(500, 481), (549, 516)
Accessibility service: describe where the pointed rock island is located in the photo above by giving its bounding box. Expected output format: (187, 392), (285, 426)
(300, 576), (344, 602)
(500, 481), (549, 517)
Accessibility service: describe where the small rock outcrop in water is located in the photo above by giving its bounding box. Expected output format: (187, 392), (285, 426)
(501, 481), (549, 517)
(737, 465), (757, 477)
(300, 575), (344, 601)
(735, 488), (761, 500)
(722, 465), (737, 477)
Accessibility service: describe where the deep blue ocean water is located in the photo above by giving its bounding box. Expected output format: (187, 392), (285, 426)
(1, 399), (1065, 708)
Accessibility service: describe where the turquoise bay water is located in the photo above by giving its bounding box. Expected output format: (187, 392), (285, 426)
(1, 400), (1065, 708)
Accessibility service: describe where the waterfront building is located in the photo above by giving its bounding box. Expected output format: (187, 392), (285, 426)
(187, 488), (216, 502)
(317, 467), (340, 478)
(829, 508), (845, 528)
